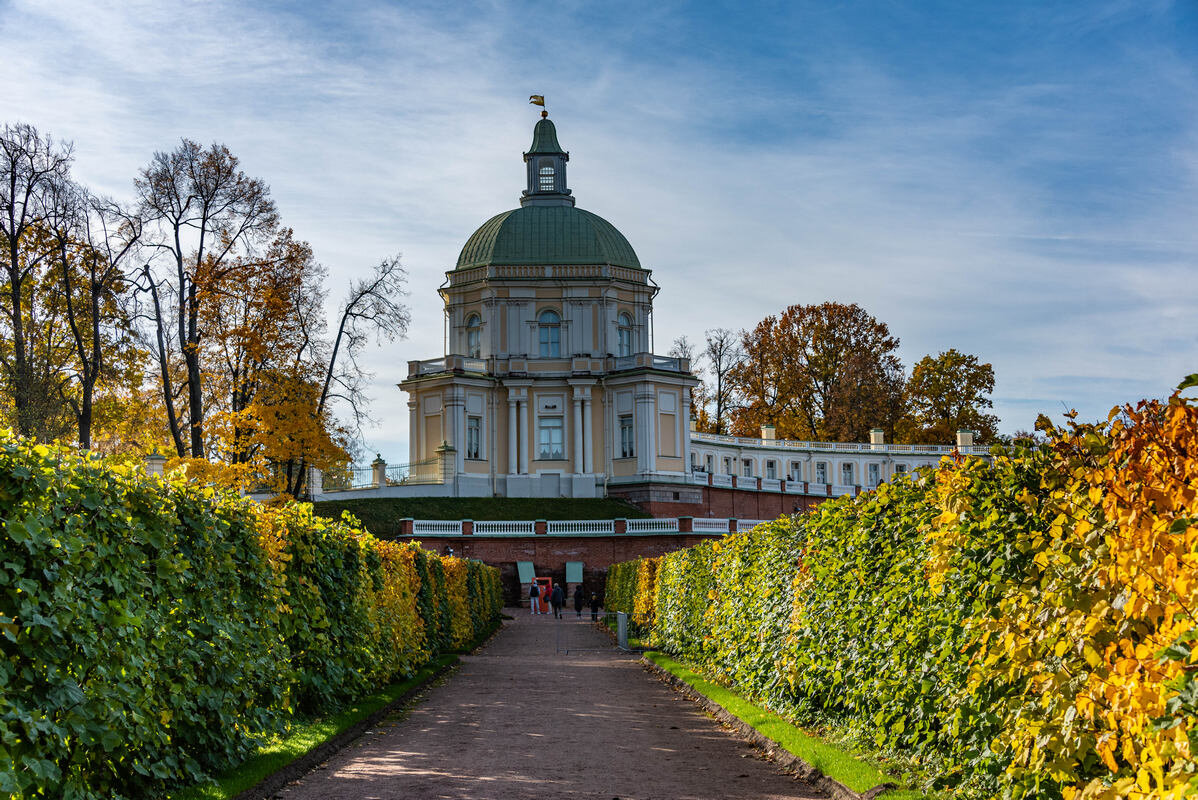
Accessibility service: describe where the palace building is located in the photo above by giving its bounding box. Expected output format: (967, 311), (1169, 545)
(373, 113), (986, 516)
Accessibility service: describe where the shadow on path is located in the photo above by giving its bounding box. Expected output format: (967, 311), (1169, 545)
(279, 609), (825, 800)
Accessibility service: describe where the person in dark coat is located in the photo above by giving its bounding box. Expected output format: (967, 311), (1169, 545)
(573, 584), (585, 618)
(528, 579), (540, 615)
(589, 591), (600, 621)
(550, 583), (565, 619)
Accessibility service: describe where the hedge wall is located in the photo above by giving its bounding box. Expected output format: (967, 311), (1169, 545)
(606, 387), (1198, 800)
(0, 433), (502, 799)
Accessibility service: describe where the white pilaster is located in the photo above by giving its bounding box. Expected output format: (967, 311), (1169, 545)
(518, 400), (529, 474)
(572, 395), (584, 474)
(583, 399), (594, 473)
(447, 386), (466, 476)
(408, 400), (418, 462)
(508, 398), (519, 474)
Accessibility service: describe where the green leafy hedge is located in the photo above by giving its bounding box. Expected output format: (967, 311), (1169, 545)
(0, 433), (502, 799)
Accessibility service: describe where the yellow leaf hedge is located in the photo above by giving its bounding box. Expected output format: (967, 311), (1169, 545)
(606, 386), (1198, 799)
(0, 432), (502, 799)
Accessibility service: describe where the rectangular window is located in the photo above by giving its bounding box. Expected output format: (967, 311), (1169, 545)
(841, 462), (854, 485)
(766, 460), (777, 480)
(742, 459), (753, 477)
(705, 454), (714, 473)
(868, 463), (880, 487)
(895, 463), (908, 474)
(619, 415), (634, 458)
(537, 417), (564, 460)
(539, 325), (560, 358)
(466, 416), (481, 460)
(724, 456), (733, 475)
(789, 461), (801, 481)
(815, 462), (827, 484)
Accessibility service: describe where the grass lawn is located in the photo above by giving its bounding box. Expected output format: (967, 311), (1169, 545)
(313, 496), (651, 537)
(644, 651), (929, 799)
(172, 655), (457, 800)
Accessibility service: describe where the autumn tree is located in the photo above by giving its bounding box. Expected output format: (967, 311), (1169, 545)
(899, 348), (999, 444)
(136, 139), (278, 458)
(729, 302), (904, 441)
(697, 327), (742, 435)
(0, 123), (74, 439)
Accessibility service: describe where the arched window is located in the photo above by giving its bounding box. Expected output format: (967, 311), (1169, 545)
(617, 312), (633, 357)
(465, 314), (481, 358)
(538, 309), (560, 358)
(538, 164), (555, 191)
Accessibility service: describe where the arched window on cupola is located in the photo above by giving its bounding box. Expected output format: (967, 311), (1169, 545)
(538, 164), (555, 191)
(617, 312), (633, 357)
(465, 314), (481, 358)
(538, 309), (561, 358)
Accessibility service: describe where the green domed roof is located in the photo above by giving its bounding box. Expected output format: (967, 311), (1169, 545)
(456, 205), (641, 270)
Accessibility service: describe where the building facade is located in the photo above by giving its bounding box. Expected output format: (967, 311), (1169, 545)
(386, 114), (989, 504)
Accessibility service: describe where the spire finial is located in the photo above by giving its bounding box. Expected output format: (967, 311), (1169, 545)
(541, 109), (548, 118)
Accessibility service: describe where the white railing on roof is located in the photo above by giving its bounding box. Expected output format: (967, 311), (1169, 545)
(413, 520), (462, 535)
(547, 520), (614, 535)
(693, 517), (731, 533)
(625, 518), (679, 534)
(474, 520), (536, 536)
(737, 519), (768, 532)
(690, 431), (990, 456)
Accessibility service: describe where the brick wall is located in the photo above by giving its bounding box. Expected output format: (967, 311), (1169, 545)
(608, 484), (827, 519)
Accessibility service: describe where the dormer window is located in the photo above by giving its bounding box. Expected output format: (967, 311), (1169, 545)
(538, 309), (561, 357)
(465, 314), (481, 358)
(617, 312), (633, 357)
(538, 164), (555, 191)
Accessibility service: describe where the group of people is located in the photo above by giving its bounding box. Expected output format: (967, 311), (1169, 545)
(528, 579), (600, 620)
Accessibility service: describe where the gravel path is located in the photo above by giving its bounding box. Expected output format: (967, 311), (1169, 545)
(278, 609), (826, 800)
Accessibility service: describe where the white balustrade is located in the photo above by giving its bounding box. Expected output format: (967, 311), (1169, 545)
(547, 520), (614, 535)
(711, 473), (734, 488)
(760, 478), (782, 492)
(692, 517), (731, 533)
(625, 518), (679, 533)
(831, 484), (856, 497)
(473, 520), (536, 535)
(412, 520), (462, 535)
(736, 519), (768, 532)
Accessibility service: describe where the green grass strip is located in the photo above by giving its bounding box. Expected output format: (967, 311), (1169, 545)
(644, 651), (926, 799)
(172, 655), (458, 800)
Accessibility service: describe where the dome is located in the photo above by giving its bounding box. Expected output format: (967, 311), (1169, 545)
(455, 205), (642, 270)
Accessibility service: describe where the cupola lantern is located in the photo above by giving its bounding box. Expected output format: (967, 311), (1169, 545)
(521, 116), (574, 207)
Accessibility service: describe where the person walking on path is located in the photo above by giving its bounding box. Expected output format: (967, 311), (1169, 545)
(573, 585), (585, 618)
(550, 583), (565, 619)
(590, 591), (601, 621)
(529, 579), (541, 614)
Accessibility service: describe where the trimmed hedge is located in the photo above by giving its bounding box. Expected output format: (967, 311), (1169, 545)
(606, 388), (1198, 799)
(0, 433), (502, 799)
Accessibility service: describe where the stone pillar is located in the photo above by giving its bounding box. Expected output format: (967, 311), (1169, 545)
(678, 516), (693, 533)
(462, 519), (474, 536)
(307, 466), (323, 500)
(518, 402), (529, 474)
(583, 398), (594, 473)
(535, 519), (547, 535)
(572, 394), (584, 474)
(956, 429), (975, 448)
(508, 397), (519, 473)
(761, 424), (776, 440)
(144, 452), (166, 477)
(681, 391), (692, 474)
(447, 386), (465, 477)
(635, 388), (656, 475)
(371, 454), (386, 488)
(870, 428), (885, 450)
(436, 442), (456, 486)
(408, 400), (418, 460)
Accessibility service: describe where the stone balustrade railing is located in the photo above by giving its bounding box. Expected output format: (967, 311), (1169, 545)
(394, 517), (776, 537)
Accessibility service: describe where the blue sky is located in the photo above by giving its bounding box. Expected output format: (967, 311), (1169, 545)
(2, 0), (1195, 460)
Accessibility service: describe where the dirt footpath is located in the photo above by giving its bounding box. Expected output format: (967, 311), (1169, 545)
(278, 609), (826, 800)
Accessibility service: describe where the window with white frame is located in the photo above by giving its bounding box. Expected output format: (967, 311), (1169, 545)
(766, 460), (777, 480)
(868, 463), (880, 487)
(619, 415), (634, 458)
(705, 454), (714, 473)
(466, 416), (481, 459)
(538, 163), (555, 191)
(724, 456), (733, 475)
(789, 461), (801, 481)
(537, 416), (564, 460)
(742, 459), (753, 477)
(538, 309), (560, 357)
(815, 461), (828, 484)
(841, 462), (855, 485)
(617, 312), (633, 357)
(465, 314), (481, 358)
(895, 463), (908, 475)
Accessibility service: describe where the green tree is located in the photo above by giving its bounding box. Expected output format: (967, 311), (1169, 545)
(899, 348), (999, 444)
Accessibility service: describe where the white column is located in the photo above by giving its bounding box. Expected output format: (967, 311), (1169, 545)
(519, 401), (529, 474)
(583, 399), (594, 473)
(572, 395), (584, 474)
(408, 400), (418, 461)
(447, 387), (465, 476)
(635, 388), (657, 475)
(508, 398), (519, 474)
(681, 390), (692, 473)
